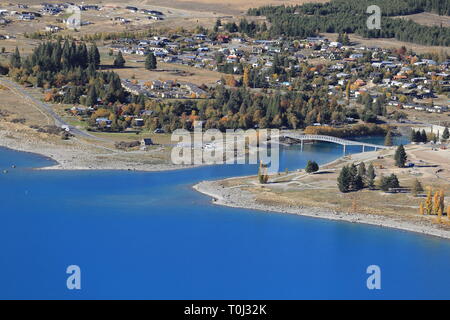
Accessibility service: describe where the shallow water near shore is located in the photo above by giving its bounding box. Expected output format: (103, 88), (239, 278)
(1, 136), (450, 299)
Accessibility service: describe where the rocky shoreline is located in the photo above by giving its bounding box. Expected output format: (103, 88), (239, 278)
(0, 122), (190, 172)
(193, 179), (450, 240)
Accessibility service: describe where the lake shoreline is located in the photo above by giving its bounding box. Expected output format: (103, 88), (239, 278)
(0, 121), (193, 172)
(193, 179), (450, 240)
(3, 121), (450, 240)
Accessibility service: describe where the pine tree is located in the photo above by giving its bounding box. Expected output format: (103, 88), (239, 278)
(114, 51), (125, 68)
(342, 33), (350, 45)
(414, 130), (422, 143)
(354, 174), (364, 190)
(89, 44), (100, 69)
(86, 85), (98, 107)
(384, 131), (393, 146)
(410, 129), (417, 142)
(305, 160), (319, 173)
(442, 127), (449, 141)
(411, 179), (423, 196)
(394, 144), (407, 168)
(358, 162), (366, 177)
(337, 165), (351, 193)
(145, 53), (157, 70)
(379, 174), (400, 192)
(214, 19), (221, 32)
(10, 46), (21, 68)
(366, 163), (376, 189)
(421, 129), (428, 143)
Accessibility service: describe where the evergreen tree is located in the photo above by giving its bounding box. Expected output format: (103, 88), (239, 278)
(214, 19), (221, 32)
(442, 127), (449, 141)
(145, 53), (157, 70)
(353, 174), (364, 191)
(414, 130), (422, 143)
(394, 144), (407, 168)
(379, 174), (400, 192)
(366, 162), (376, 189)
(305, 160), (319, 173)
(358, 162), (366, 177)
(113, 52), (125, 68)
(410, 129), (417, 143)
(411, 178), (424, 196)
(89, 44), (101, 68)
(421, 129), (428, 143)
(384, 131), (393, 146)
(337, 165), (351, 193)
(10, 47), (21, 68)
(86, 85), (98, 107)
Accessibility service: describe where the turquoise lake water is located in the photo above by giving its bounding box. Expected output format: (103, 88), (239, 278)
(1, 136), (450, 299)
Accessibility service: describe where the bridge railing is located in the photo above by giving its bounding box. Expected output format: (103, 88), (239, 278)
(281, 134), (388, 149)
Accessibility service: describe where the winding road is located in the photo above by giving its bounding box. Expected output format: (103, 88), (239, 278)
(0, 76), (104, 141)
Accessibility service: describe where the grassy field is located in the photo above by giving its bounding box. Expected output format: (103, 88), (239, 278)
(393, 12), (450, 28)
(0, 81), (53, 126)
(322, 32), (450, 55)
(101, 51), (226, 86)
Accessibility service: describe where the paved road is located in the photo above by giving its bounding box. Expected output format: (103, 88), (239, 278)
(0, 77), (104, 141)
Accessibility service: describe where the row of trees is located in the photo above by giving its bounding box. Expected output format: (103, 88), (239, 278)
(248, 0), (450, 17)
(410, 129), (429, 143)
(141, 85), (354, 133)
(419, 187), (449, 221)
(338, 162), (376, 192)
(8, 41), (127, 107)
(248, 0), (450, 46)
(337, 161), (402, 193)
(11, 41), (100, 72)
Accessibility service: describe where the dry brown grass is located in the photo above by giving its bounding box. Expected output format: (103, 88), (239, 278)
(224, 145), (450, 225)
(145, 0), (328, 14)
(322, 32), (450, 55)
(0, 83), (52, 126)
(101, 51), (226, 85)
(393, 12), (450, 28)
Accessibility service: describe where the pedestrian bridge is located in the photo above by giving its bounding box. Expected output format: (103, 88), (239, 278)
(281, 134), (390, 153)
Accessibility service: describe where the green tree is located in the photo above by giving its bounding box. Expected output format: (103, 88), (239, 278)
(384, 131), (393, 146)
(337, 166), (352, 193)
(305, 160), (319, 173)
(442, 127), (449, 141)
(379, 174), (400, 192)
(358, 162), (366, 177)
(10, 46), (21, 68)
(86, 85), (98, 107)
(366, 162), (376, 189)
(145, 53), (157, 70)
(421, 129), (428, 143)
(411, 179), (424, 196)
(113, 51), (125, 68)
(89, 44), (101, 68)
(214, 19), (221, 32)
(353, 174), (364, 191)
(394, 144), (407, 168)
